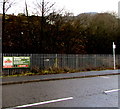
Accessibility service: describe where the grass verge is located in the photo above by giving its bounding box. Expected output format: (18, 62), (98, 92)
(1, 66), (117, 78)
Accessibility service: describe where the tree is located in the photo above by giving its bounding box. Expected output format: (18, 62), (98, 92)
(33, 0), (55, 16)
(85, 13), (118, 54)
(32, 0), (55, 53)
(2, 0), (15, 42)
(3, 11), (120, 54)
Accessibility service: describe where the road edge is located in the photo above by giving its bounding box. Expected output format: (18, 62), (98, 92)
(2, 73), (120, 85)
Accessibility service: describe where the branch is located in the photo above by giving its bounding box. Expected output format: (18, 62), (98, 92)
(44, 2), (55, 15)
(33, 0), (55, 16)
(5, 0), (16, 13)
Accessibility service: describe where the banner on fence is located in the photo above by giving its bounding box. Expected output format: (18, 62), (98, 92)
(3, 56), (30, 68)
(3, 57), (13, 68)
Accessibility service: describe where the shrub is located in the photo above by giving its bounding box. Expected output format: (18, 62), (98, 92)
(30, 66), (41, 74)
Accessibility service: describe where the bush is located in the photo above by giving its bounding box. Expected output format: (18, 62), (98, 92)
(30, 66), (41, 74)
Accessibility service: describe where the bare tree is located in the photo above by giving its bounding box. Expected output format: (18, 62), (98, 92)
(2, 0), (16, 14)
(2, 0), (15, 38)
(24, 0), (28, 16)
(32, 0), (55, 53)
(33, 0), (55, 16)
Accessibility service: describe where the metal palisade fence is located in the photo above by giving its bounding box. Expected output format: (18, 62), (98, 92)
(2, 54), (120, 75)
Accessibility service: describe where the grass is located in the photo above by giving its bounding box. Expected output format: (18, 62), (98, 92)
(1, 66), (117, 78)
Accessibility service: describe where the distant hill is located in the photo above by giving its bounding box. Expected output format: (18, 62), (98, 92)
(77, 12), (97, 16)
(83, 12), (98, 14)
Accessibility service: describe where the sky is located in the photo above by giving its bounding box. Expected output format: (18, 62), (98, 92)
(1, 0), (120, 16)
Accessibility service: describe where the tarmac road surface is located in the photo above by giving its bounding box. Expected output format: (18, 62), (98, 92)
(2, 75), (119, 108)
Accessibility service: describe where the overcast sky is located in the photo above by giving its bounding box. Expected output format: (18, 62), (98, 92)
(2, 0), (120, 16)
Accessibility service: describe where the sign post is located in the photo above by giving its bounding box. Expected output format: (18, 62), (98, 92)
(113, 42), (116, 70)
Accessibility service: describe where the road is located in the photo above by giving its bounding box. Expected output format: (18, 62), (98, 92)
(2, 75), (119, 108)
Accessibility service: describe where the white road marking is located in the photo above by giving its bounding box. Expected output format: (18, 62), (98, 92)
(104, 89), (120, 94)
(11, 97), (73, 108)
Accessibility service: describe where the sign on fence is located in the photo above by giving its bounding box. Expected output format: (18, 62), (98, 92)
(3, 56), (30, 68)
(3, 57), (13, 68)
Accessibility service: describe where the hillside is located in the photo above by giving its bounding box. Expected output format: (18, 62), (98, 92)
(2, 13), (120, 54)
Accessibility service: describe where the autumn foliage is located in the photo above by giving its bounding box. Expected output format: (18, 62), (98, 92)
(2, 12), (120, 54)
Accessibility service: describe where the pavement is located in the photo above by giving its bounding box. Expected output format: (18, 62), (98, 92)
(1, 69), (120, 85)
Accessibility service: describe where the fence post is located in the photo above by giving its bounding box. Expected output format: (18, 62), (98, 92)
(54, 54), (58, 68)
(113, 42), (116, 70)
(76, 54), (78, 69)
